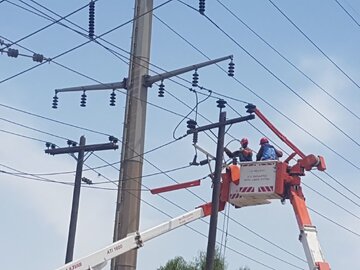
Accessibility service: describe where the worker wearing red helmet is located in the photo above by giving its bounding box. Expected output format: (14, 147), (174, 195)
(224, 137), (253, 162)
(256, 137), (283, 161)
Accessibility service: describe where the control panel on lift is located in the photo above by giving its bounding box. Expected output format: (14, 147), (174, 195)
(223, 161), (283, 208)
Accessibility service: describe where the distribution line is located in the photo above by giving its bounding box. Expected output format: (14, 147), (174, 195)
(0, 128), (50, 143)
(216, 0), (360, 121)
(3, 1), (249, 148)
(11, 0), (252, 111)
(4, 0), (358, 176)
(0, 116), (70, 141)
(0, 165), (118, 191)
(334, 0), (360, 27)
(0, 0), (175, 84)
(308, 207), (360, 238)
(194, 5), (360, 149)
(153, 6), (360, 171)
(267, 0), (360, 90)
(0, 0), (97, 50)
(5, 0), (131, 68)
(302, 182), (360, 221)
(0, 114), (192, 181)
(0, 102), (111, 136)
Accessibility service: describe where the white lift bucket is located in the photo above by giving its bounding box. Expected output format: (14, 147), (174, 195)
(228, 161), (282, 207)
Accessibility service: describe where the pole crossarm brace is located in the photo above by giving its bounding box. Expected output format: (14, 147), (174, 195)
(187, 114), (254, 135)
(143, 55), (233, 87)
(45, 142), (118, 155)
(54, 78), (128, 94)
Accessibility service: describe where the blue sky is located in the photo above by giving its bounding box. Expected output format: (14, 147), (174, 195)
(0, 0), (359, 269)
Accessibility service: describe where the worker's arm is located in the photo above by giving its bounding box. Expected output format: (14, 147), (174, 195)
(224, 147), (234, 158)
(256, 146), (263, 161)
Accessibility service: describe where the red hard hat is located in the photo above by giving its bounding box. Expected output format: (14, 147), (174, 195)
(240, 138), (248, 145)
(260, 137), (269, 145)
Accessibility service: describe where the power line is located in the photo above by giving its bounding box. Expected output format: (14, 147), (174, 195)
(0, 0), (175, 84)
(0, 116), (70, 141)
(9, 0), (252, 111)
(0, 114), (192, 183)
(0, 128), (50, 143)
(3, 0), (131, 68)
(302, 182), (360, 221)
(190, 3), (360, 149)
(267, 0), (360, 90)
(5, 0), (360, 179)
(0, 1), (95, 50)
(308, 206), (360, 238)
(3, 0), (251, 150)
(0, 102), (110, 136)
(334, 0), (360, 28)
(155, 4), (360, 171)
(215, 0), (360, 122)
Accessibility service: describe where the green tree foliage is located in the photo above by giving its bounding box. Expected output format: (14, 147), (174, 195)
(158, 247), (227, 270)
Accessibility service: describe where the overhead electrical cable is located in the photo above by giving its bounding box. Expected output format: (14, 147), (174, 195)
(6, 0), (359, 178)
(0, 115), (192, 182)
(0, 0), (96, 50)
(267, 0), (360, 90)
(0, 116), (71, 141)
(154, 7), (360, 170)
(0, 128), (51, 143)
(302, 182), (360, 221)
(308, 207), (360, 238)
(4, 0), (131, 68)
(0, 0), (175, 84)
(0, 102), (111, 136)
(3, 1), (251, 148)
(215, 0), (360, 121)
(334, 0), (360, 27)
(178, 1), (360, 149)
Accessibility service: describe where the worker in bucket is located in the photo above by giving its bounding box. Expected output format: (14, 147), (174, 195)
(256, 137), (283, 161)
(224, 137), (253, 162)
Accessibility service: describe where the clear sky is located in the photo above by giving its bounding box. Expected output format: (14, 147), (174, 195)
(0, 0), (359, 270)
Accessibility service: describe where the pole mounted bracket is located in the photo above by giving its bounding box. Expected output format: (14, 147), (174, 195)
(142, 55), (233, 87)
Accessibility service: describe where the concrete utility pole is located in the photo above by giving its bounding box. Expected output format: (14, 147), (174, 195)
(45, 136), (118, 263)
(112, 0), (153, 269)
(51, 0), (232, 267)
